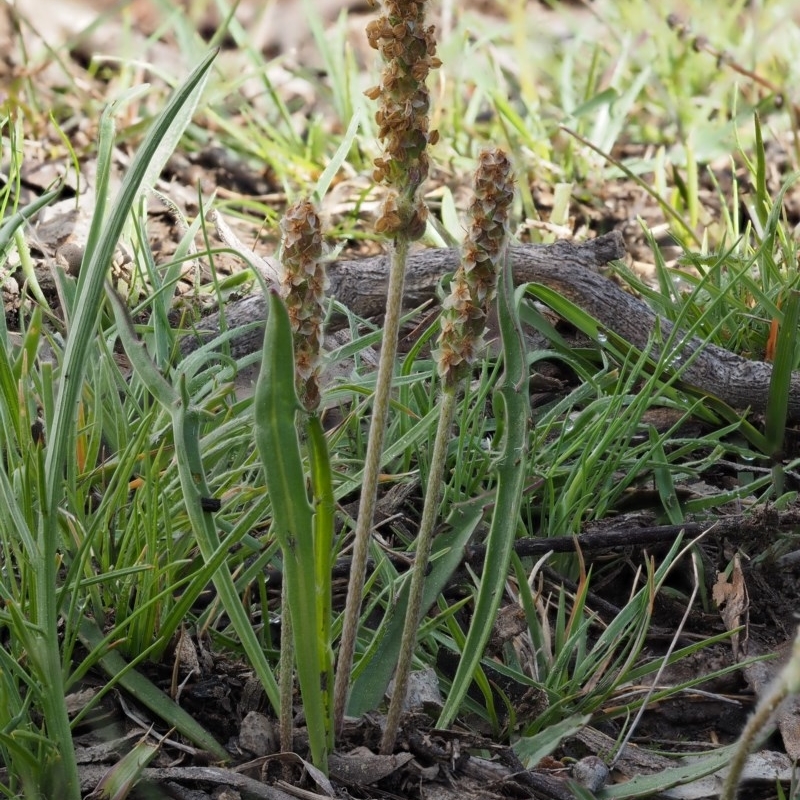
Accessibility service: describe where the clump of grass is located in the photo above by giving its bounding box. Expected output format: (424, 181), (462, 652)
(0, 50), (219, 800)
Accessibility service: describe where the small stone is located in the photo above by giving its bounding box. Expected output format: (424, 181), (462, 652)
(238, 711), (277, 757)
(572, 756), (609, 792)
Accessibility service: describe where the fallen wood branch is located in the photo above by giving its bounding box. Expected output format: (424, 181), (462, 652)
(182, 230), (800, 419)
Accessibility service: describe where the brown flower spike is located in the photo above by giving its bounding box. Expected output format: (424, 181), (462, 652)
(278, 198), (328, 411)
(435, 148), (515, 387)
(365, 0), (441, 239)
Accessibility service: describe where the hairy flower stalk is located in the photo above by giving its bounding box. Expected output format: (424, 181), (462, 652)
(278, 198), (328, 411)
(333, 0), (440, 736)
(721, 625), (800, 800)
(381, 148), (515, 753)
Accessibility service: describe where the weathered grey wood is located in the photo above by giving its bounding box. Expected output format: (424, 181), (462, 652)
(181, 230), (800, 420)
(181, 232), (626, 358)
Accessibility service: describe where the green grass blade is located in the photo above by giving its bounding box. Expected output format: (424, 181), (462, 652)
(171, 375), (282, 713)
(77, 618), (228, 761)
(753, 112), (768, 229)
(313, 108), (362, 204)
(105, 284), (179, 408)
(91, 738), (159, 800)
(650, 429), (684, 525)
(0, 186), (62, 266)
(765, 289), (800, 458)
(598, 744), (736, 798)
(513, 713), (591, 768)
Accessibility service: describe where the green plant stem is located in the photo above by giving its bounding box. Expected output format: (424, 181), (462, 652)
(333, 236), (409, 735)
(380, 387), (456, 753)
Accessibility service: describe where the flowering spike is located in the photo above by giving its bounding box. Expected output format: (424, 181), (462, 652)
(435, 148), (515, 387)
(366, 0), (440, 240)
(278, 198), (328, 411)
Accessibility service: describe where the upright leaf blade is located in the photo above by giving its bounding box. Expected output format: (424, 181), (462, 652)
(254, 290), (329, 771)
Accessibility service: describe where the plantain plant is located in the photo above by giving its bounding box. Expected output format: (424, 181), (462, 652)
(381, 147), (516, 752)
(254, 198), (335, 770)
(333, 0), (441, 735)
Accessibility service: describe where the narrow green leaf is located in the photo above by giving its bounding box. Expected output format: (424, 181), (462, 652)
(313, 108), (362, 204)
(105, 284), (178, 409)
(765, 289), (800, 457)
(0, 185), (61, 270)
(513, 714), (591, 768)
(598, 744), (737, 798)
(753, 112), (768, 228)
(170, 376), (283, 713)
(569, 87), (618, 119)
(77, 618), (227, 760)
(92, 738), (159, 799)
(307, 414), (335, 749)
(649, 429), (684, 525)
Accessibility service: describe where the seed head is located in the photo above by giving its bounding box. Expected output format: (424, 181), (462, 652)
(278, 198), (328, 411)
(365, 0), (440, 240)
(435, 149), (515, 387)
